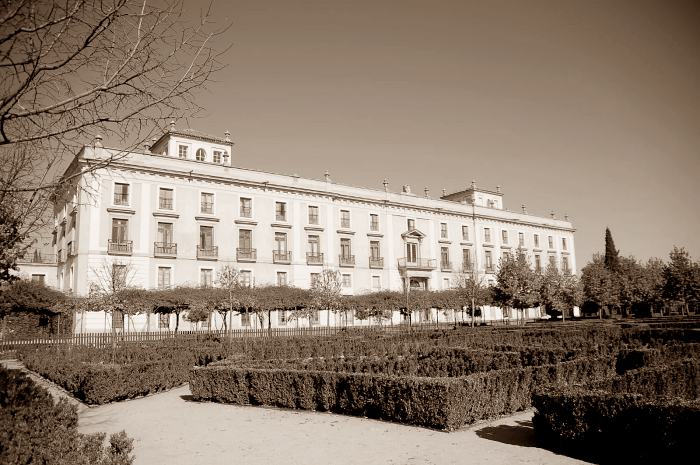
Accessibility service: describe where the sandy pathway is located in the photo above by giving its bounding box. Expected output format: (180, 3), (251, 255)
(78, 385), (590, 465)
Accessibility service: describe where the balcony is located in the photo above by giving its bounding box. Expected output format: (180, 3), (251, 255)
(441, 261), (452, 272)
(339, 254), (355, 267)
(397, 258), (437, 270)
(369, 257), (384, 269)
(108, 240), (133, 255)
(17, 250), (57, 264)
(237, 248), (257, 262)
(154, 242), (177, 257)
(197, 245), (218, 260)
(273, 250), (292, 264)
(306, 252), (324, 265)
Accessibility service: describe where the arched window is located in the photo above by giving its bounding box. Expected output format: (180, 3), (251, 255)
(196, 148), (206, 161)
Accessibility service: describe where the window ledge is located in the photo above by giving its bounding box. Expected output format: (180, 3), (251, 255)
(482, 243), (494, 248)
(153, 212), (180, 219)
(235, 219), (258, 226)
(336, 229), (355, 235)
(107, 207), (135, 215)
(500, 244), (512, 249)
(438, 239), (451, 244)
(271, 222), (292, 229)
(195, 216), (220, 222)
(304, 225), (324, 231)
(367, 232), (383, 237)
(460, 241), (473, 246)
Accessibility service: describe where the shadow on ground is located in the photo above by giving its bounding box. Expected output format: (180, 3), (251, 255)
(475, 420), (536, 447)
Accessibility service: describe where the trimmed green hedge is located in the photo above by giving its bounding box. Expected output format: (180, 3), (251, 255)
(190, 356), (614, 430)
(0, 367), (134, 464)
(532, 389), (700, 463)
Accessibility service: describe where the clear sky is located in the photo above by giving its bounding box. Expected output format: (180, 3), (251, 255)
(181, 0), (700, 265)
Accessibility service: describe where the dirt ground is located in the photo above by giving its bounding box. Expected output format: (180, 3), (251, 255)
(76, 384), (590, 465)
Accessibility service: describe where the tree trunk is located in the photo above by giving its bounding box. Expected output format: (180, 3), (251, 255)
(175, 311), (180, 333)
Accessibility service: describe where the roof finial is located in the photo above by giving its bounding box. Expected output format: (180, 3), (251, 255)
(224, 130), (231, 142)
(93, 134), (103, 148)
(424, 187), (429, 198)
(564, 213), (569, 221)
(169, 120), (176, 132)
(521, 204), (527, 214)
(382, 179), (389, 192)
(496, 185), (502, 194)
(324, 170), (331, 183)
(550, 210), (556, 219)
(442, 188), (446, 197)
(471, 179), (476, 189)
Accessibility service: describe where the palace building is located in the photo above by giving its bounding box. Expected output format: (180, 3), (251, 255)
(52, 125), (576, 331)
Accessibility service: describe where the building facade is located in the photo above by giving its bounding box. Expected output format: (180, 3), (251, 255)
(53, 127), (576, 332)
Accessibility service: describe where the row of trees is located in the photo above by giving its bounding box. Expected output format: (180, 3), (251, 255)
(580, 229), (699, 317)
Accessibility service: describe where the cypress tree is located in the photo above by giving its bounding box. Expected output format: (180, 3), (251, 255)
(604, 227), (619, 271)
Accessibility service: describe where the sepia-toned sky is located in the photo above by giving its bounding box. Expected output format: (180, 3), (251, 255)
(183, 0), (700, 265)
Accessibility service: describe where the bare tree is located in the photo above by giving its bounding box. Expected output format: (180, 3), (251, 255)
(0, 0), (228, 275)
(310, 268), (342, 327)
(453, 269), (490, 327)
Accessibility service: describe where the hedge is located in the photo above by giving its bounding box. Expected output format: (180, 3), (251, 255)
(190, 356), (614, 430)
(532, 389), (700, 463)
(0, 367), (134, 464)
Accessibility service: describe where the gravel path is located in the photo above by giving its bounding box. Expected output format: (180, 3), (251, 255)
(77, 384), (590, 465)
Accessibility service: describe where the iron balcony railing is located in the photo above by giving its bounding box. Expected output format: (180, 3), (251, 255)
(197, 245), (218, 259)
(397, 258), (437, 270)
(17, 250), (57, 264)
(273, 250), (292, 263)
(339, 254), (355, 267)
(237, 248), (257, 262)
(108, 240), (133, 255)
(159, 198), (173, 209)
(113, 193), (129, 205)
(369, 257), (384, 268)
(306, 252), (323, 265)
(154, 242), (177, 257)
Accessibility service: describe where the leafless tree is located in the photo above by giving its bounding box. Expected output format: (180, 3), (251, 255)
(0, 0), (228, 268)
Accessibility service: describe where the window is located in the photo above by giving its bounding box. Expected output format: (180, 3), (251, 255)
(443, 278), (450, 289)
(241, 312), (251, 327)
(406, 242), (417, 263)
(502, 251), (511, 261)
(157, 222), (173, 244)
(240, 271), (252, 287)
(340, 238), (352, 258)
(275, 202), (287, 221)
(549, 255), (557, 269)
(277, 310), (287, 326)
(501, 230), (509, 244)
(340, 210), (350, 228)
(562, 237), (568, 250)
(370, 240), (380, 259)
(114, 183), (129, 205)
(342, 274), (352, 287)
(562, 256), (570, 273)
(308, 235), (320, 254)
(440, 223), (448, 239)
(31, 274), (45, 284)
(310, 273), (320, 286)
(462, 249), (472, 269)
(308, 206), (319, 224)
(157, 267), (171, 289)
(371, 276), (381, 291)
(548, 236), (554, 249)
(200, 193), (214, 214)
(407, 218), (415, 230)
(534, 234), (540, 248)
(534, 255), (542, 272)
(213, 150), (222, 163)
(239, 229), (252, 250)
(441, 247), (450, 267)
(309, 310), (320, 326)
(370, 214), (379, 231)
(159, 188), (173, 210)
(277, 272), (287, 286)
(240, 198), (252, 217)
(274, 232), (287, 251)
(518, 232), (525, 247)
(159, 314), (170, 329)
(200, 268), (213, 287)
(111, 218), (128, 242)
(178, 145), (188, 159)
(199, 225), (213, 249)
(484, 228), (491, 242)
(484, 250), (493, 271)
(196, 148), (206, 161)
(462, 225), (469, 241)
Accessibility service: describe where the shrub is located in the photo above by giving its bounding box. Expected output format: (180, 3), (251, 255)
(0, 367), (134, 464)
